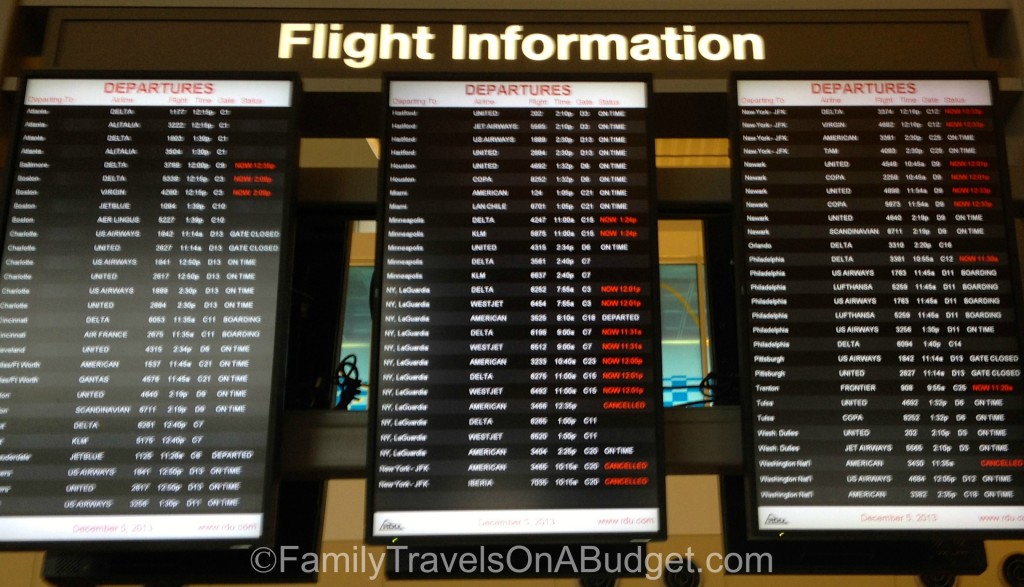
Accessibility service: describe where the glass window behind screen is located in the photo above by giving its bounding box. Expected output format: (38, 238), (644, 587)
(337, 219), (711, 410)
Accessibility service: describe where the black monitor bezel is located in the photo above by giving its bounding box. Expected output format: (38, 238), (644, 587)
(364, 72), (667, 546)
(728, 70), (1024, 540)
(0, 70), (301, 551)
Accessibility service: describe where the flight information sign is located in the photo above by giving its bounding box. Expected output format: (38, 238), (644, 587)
(367, 78), (665, 543)
(0, 74), (296, 545)
(733, 74), (1024, 534)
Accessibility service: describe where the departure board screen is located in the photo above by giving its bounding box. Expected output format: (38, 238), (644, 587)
(0, 75), (296, 545)
(367, 78), (665, 543)
(732, 74), (1024, 535)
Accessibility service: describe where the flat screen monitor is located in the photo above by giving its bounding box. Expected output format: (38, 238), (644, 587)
(0, 73), (298, 547)
(731, 73), (1024, 537)
(366, 76), (666, 544)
